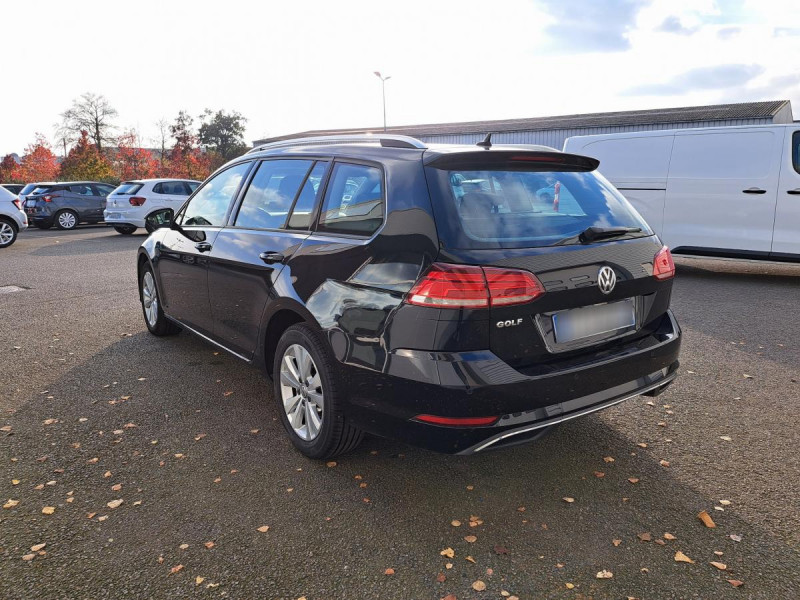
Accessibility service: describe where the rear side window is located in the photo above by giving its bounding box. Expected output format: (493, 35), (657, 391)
(318, 163), (383, 236)
(793, 131), (800, 175)
(287, 161), (328, 229)
(69, 184), (94, 196)
(153, 181), (190, 195)
(427, 166), (649, 249)
(113, 183), (143, 195)
(235, 160), (313, 230)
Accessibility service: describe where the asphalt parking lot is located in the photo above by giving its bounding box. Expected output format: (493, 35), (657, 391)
(2, 226), (799, 600)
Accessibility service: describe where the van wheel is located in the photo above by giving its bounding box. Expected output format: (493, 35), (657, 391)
(139, 264), (181, 336)
(114, 225), (137, 235)
(0, 219), (17, 248)
(273, 324), (363, 459)
(55, 210), (78, 230)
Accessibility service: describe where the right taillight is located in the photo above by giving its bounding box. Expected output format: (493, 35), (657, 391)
(129, 196), (146, 206)
(406, 262), (544, 309)
(42, 195), (53, 202)
(653, 246), (675, 280)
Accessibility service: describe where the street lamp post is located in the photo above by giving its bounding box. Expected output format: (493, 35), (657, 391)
(373, 71), (391, 132)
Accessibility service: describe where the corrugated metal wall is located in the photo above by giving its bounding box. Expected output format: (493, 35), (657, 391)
(417, 118), (774, 149)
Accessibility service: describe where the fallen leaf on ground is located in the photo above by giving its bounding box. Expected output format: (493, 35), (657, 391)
(637, 443), (648, 448)
(3, 499), (20, 509)
(720, 436), (732, 442)
(493, 545), (509, 555)
(204, 541), (215, 549)
(710, 561), (727, 570)
(517, 506), (525, 512)
(603, 456), (615, 463)
(436, 572), (446, 583)
(637, 532), (652, 542)
(442, 595), (457, 600)
(384, 568), (395, 575)
(42, 506), (55, 514)
(22, 554), (36, 561)
(720, 499), (731, 506)
(464, 535), (477, 543)
(223, 391), (234, 396)
(628, 478), (640, 484)
(169, 564), (183, 575)
(663, 532), (676, 540)
(660, 460), (670, 467)
(43, 419), (58, 425)
(612, 539), (622, 546)
(257, 525), (270, 533)
(658, 421), (667, 427)
(563, 497), (575, 503)
(743, 374), (753, 379)
(697, 510), (716, 528)
(566, 583), (575, 589)
(596, 570), (613, 579)
(31, 543), (46, 552)
(729, 534), (742, 542)
(250, 429), (260, 434)
(451, 520), (461, 527)
(440, 547), (455, 558)
(107, 499), (124, 509)
(728, 579), (744, 587)
(445, 563), (453, 569)
(465, 555), (476, 563)
(11, 479), (20, 485)
(594, 471), (605, 478)
(472, 580), (487, 591)
(326, 461), (337, 467)
(97, 515), (108, 522)
(194, 433), (207, 441)
(111, 484), (122, 492)
(674, 551), (695, 563)
(195, 577), (205, 586)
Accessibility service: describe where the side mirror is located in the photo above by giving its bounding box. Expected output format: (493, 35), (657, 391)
(145, 209), (174, 232)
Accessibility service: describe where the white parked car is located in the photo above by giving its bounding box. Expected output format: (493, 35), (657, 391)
(564, 124), (800, 261)
(104, 179), (200, 234)
(0, 185), (28, 248)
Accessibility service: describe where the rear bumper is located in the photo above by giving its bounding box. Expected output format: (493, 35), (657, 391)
(341, 310), (681, 454)
(104, 210), (145, 228)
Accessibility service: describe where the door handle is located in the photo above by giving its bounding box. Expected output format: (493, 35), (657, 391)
(787, 189), (800, 195)
(742, 188), (767, 194)
(259, 251), (285, 264)
(195, 241), (212, 252)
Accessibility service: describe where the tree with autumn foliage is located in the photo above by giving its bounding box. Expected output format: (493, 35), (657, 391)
(59, 131), (115, 182)
(114, 131), (159, 181)
(165, 111), (212, 180)
(0, 155), (20, 183)
(15, 134), (60, 183)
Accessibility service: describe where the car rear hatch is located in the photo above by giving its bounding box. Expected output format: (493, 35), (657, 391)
(106, 182), (145, 213)
(422, 148), (675, 371)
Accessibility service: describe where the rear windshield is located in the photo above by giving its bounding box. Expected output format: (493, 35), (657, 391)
(20, 183), (39, 195)
(113, 183), (144, 195)
(426, 167), (651, 249)
(30, 185), (54, 195)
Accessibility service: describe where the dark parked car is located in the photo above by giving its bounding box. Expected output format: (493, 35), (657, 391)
(137, 134), (681, 459)
(25, 181), (117, 229)
(1, 183), (25, 195)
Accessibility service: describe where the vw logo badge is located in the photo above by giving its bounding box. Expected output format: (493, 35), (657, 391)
(597, 266), (616, 294)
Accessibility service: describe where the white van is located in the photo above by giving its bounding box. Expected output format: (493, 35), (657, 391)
(564, 125), (800, 261)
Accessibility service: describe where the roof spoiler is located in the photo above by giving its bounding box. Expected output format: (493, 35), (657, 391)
(425, 150), (600, 171)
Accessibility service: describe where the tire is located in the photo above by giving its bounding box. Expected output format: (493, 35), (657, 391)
(55, 210), (79, 230)
(114, 225), (137, 235)
(139, 263), (181, 336)
(273, 324), (363, 459)
(0, 219), (17, 248)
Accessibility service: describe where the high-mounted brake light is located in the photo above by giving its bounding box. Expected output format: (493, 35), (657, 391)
(406, 263), (545, 309)
(415, 414), (499, 427)
(653, 246), (675, 280)
(129, 196), (147, 206)
(509, 155), (563, 162)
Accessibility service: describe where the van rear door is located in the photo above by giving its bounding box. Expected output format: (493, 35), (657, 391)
(663, 128), (782, 254)
(771, 128), (800, 257)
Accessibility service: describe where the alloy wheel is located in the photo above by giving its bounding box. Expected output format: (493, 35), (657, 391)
(279, 344), (324, 441)
(0, 222), (13, 245)
(142, 271), (158, 327)
(58, 212), (77, 229)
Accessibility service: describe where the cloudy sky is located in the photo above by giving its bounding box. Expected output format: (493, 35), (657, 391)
(3, 0), (799, 155)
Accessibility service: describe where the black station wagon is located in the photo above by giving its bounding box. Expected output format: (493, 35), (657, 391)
(137, 134), (681, 458)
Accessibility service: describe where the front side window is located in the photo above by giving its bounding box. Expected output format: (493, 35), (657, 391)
(428, 167), (650, 249)
(287, 161), (328, 229)
(69, 184), (94, 196)
(318, 163), (384, 236)
(235, 160), (313, 230)
(180, 162), (251, 227)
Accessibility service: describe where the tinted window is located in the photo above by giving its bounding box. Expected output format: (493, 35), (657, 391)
(318, 163), (383, 236)
(20, 183), (39, 195)
(153, 181), (190, 195)
(428, 167), (650, 249)
(180, 162), (250, 227)
(113, 183), (143, 195)
(235, 160), (313, 230)
(95, 184), (115, 196)
(30, 185), (53, 195)
(187, 182), (200, 193)
(793, 131), (800, 175)
(287, 161), (328, 229)
(69, 184), (94, 196)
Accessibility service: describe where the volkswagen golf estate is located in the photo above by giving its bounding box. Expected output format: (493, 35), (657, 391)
(136, 134), (681, 458)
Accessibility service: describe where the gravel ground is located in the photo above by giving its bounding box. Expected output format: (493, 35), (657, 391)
(1, 226), (799, 599)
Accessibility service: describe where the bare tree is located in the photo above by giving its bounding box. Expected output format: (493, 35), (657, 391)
(60, 92), (118, 154)
(153, 119), (170, 167)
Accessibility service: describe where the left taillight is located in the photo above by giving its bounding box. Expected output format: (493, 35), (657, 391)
(653, 246), (675, 280)
(129, 196), (146, 206)
(405, 262), (545, 309)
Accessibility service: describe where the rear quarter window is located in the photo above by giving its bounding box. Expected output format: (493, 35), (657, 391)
(317, 163), (384, 236)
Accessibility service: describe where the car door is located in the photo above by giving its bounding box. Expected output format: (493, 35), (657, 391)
(91, 184), (114, 220)
(663, 128), (783, 254)
(207, 159), (326, 357)
(66, 184), (94, 219)
(771, 128), (800, 257)
(155, 161), (253, 337)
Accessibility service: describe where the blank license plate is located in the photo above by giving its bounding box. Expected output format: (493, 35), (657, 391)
(552, 299), (635, 344)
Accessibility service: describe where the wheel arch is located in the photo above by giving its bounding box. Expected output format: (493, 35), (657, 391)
(260, 299), (322, 379)
(0, 215), (18, 232)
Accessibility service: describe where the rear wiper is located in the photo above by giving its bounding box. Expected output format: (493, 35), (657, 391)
(554, 226), (642, 246)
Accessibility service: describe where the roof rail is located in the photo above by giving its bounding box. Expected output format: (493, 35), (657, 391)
(248, 134), (427, 153)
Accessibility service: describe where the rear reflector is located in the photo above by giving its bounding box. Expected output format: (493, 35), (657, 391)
(653, 246), (675, 280)
(129, 196), (147, 206)
(406, 262), (544, 309)
(415, 414), (499, 427)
